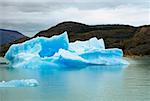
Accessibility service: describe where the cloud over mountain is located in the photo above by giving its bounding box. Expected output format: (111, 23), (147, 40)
(0, 0), (149, 37)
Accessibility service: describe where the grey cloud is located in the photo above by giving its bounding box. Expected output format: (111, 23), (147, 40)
(1, 0), (149, 13)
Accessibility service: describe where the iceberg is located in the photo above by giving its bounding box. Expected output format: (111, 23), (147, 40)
(0, 79), (39, 87)
(5, 31), (128, 68)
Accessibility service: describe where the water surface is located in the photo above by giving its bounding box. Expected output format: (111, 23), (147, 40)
(0, 57), (150, 101)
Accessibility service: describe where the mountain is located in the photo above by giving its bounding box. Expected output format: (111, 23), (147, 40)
(0, 21), (150, 56)
(35, 21), (136, 41)
(0, 29), (25, 45)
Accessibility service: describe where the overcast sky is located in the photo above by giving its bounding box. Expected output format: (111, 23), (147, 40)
(0, 0), (150, 37)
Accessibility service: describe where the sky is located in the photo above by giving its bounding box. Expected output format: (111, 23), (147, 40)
(0, 0), (150, 37)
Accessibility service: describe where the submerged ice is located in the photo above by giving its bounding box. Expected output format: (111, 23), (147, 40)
(0, 79), (39, 87)
(5, 32), (128, 68)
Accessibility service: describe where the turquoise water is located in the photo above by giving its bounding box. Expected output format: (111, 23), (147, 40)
(0, 57), (150, 101)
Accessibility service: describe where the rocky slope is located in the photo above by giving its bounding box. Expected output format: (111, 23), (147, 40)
(0, 21), (149, 56)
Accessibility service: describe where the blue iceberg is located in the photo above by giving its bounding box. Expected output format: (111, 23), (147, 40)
(0, 79), (39, 87)
(5, 32), (128, 68)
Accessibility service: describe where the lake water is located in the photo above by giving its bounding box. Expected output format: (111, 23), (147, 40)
(0, 57), (150, 101)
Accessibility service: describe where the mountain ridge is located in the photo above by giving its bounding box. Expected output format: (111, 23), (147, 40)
(0, 29), (26, 45)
